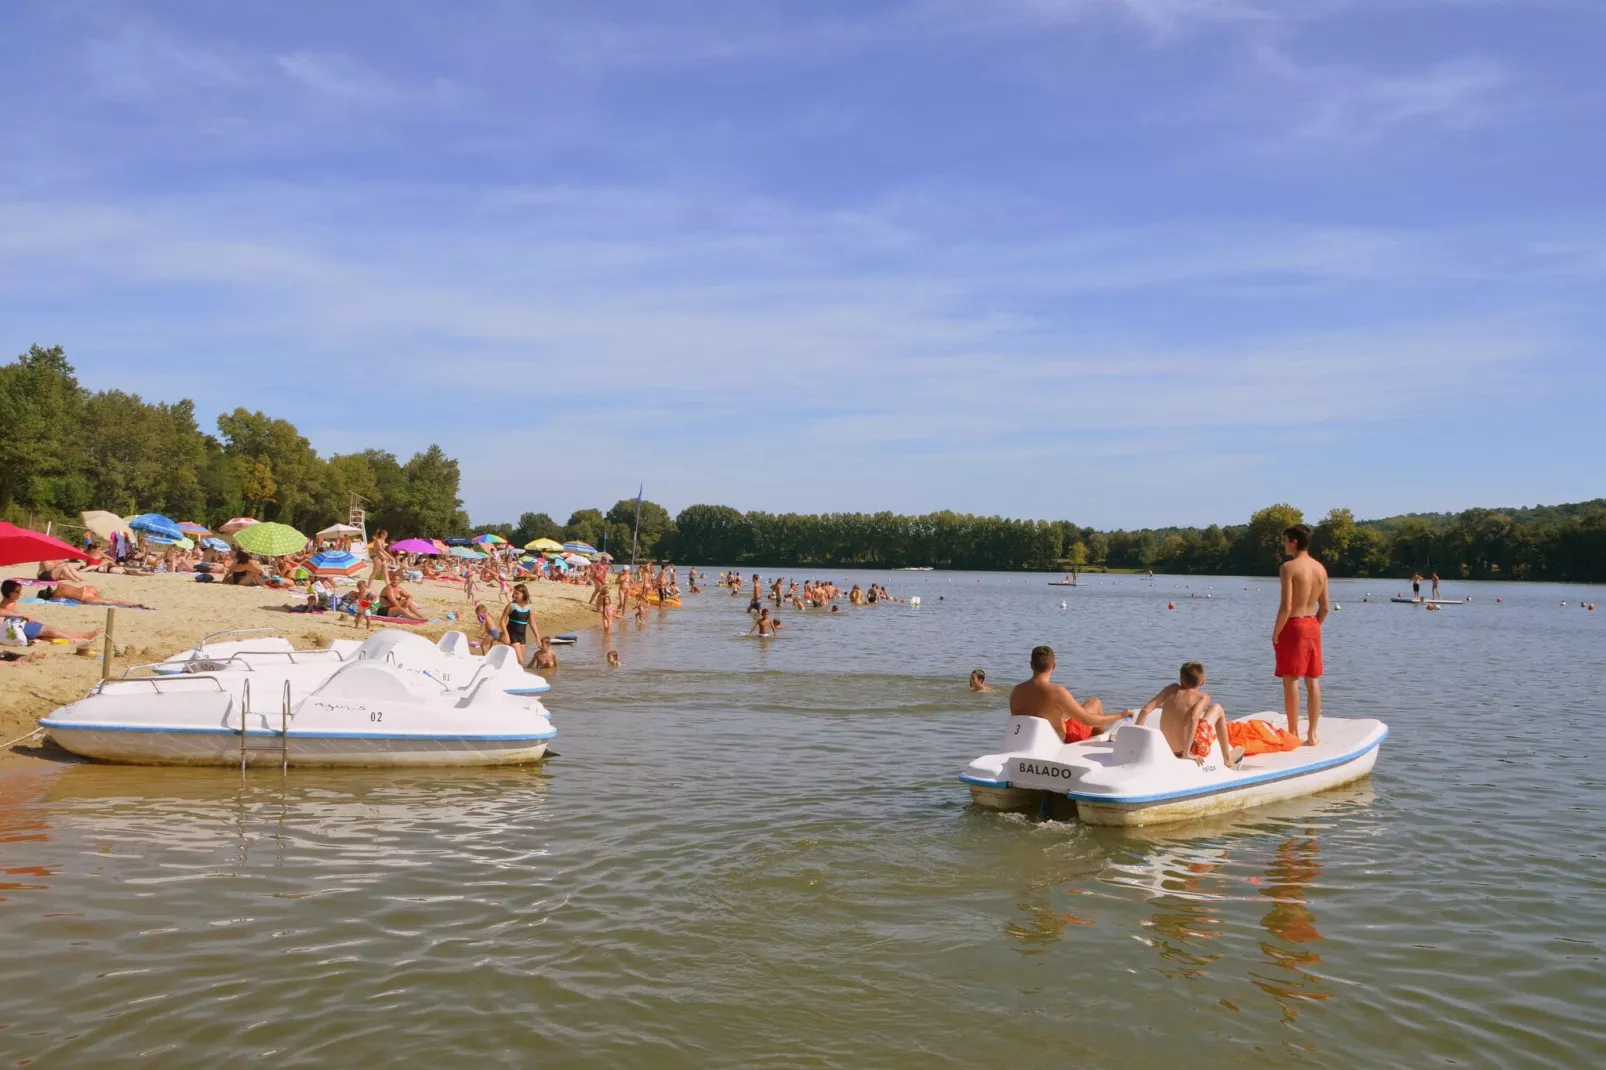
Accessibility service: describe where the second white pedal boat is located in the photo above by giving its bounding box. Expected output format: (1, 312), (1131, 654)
(40, 629), (556, 768)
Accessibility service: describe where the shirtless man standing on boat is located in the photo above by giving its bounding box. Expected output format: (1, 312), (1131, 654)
(1273, 524), (1329, 746)
(1010, 645), (1124, 743)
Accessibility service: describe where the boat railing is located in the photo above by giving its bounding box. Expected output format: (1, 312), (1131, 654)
(195, 626), (288, 651)
(181, 648), (348, 672)
(91, 671), (227, 696)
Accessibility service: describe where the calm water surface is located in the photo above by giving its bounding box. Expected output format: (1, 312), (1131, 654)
(2, 572), (1603, 1067)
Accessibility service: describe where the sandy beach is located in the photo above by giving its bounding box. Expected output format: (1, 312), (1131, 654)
(0, 566), (598, 761)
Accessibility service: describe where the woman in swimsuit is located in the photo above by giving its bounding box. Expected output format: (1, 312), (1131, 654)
(39, 584), (153, 610)
(500, 583), (537, 665)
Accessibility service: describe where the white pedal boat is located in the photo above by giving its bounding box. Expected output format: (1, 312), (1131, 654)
(40, 659), (556, 768)
(150, 627), (550, 696)
(960, 713), (1387, 826)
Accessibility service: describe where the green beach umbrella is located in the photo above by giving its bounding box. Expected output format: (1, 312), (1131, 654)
(233, 521), (308, 557)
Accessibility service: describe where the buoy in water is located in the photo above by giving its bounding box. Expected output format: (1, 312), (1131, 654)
(1168, 602), (1176, 610)
(1059, 600), (1067, 609)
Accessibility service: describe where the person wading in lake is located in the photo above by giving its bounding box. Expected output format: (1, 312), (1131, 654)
(1273, 523), (1329, 746)
(1009, 645), (1123, 743)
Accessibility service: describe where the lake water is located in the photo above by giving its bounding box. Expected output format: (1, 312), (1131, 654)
(1, 571), (1602, 1067)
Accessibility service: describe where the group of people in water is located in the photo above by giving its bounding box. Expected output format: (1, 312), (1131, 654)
(991, 524), (1332, 769)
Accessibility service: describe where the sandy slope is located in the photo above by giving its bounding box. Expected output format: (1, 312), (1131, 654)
(0, 567), (598, 762)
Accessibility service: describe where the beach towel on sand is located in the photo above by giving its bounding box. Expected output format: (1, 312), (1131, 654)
(1226, 720), (1302, 755)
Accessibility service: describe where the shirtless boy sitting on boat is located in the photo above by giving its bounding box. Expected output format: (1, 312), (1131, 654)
(1131, 661), (1243, 769)
(1010, 645), (1124, 743)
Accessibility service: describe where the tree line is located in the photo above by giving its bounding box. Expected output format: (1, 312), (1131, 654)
(629, 501), (1602, 582)
(0, 345), (468, 537)
(7, 345), (1601, 580)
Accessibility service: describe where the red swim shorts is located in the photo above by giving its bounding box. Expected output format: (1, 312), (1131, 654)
(1274, 617), (1323, 678)
(1063, 718), (1093, 744)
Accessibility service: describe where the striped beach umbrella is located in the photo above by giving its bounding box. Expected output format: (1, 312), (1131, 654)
(233, 522), (307, 557)
(219, 517), (259, 535)
(471, 533), (507, 545)
(562, 541), (598, 555)
(176, 521), (211, 536)
(306, 550), (366, 577)
(449, 546), (487, 559)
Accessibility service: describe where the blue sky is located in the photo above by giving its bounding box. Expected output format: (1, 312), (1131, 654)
(2, 0), (1603, 529)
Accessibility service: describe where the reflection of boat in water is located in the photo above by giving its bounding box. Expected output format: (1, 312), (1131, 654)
(1047, 580), (1079, 587)
(41, 630), (556, 768)
(1391, 597), (1465, 605)
(960, 714), (1386, 826)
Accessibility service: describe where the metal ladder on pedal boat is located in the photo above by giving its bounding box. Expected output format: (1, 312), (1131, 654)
(237, 678), (293, 774)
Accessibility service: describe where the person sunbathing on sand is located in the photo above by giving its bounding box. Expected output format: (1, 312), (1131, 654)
(224, 550), (269, 587)
(380, 572), (428, 621)
(0, 580), (102, 645)
(39, 583), (153, 610)
(36, 559), (88, 583)
(1130, 661), (1244, 769)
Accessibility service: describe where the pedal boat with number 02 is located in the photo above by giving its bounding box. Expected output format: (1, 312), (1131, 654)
(959, 713), (1387, 826)
(40, 657), (556, 768)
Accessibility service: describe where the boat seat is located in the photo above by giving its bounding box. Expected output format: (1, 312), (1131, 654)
(436, 631), (470, 658)
(481, 644), (517, 671)
(1109, 724), (1172, 769)
(313, 662), (434, 702)
(1001, 715), (1064, 755)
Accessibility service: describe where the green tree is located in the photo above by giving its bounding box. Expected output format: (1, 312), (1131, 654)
(563, 509), (607, 547)
(604, 498), (674, 559)
(0, 345), (87, 510)
(512, 512), (562, 547)
(1238, 504), (1305, 575)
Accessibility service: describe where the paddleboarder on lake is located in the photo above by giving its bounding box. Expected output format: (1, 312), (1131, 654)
(1273, 524), (1329, 747)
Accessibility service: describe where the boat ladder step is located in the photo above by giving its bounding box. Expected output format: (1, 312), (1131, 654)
(238, 679), (293, 774)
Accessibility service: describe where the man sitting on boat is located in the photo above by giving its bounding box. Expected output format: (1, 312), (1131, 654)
(1009, 645), (1124, 743)
(1130, 661), (1244, 769)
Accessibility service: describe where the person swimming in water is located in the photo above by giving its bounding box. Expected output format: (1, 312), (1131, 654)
(1130, 661), (1243, 769)
(968, 669), (993, 692)
(749, 608), (783, 636)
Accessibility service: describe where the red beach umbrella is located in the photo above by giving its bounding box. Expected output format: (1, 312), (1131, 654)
(0, 522), (92, 568)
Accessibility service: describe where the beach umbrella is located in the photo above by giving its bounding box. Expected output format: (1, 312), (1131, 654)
(471, 533), (507, 545)
(306, 550), (366, 577)
(315, 522), (363, 538)
(233, 522), (308, 557)
(449, 546), (487, 559)
(562, 541), (598, 555)
(80, 510), (134, 542)
(388, 538), (439, 555)
(0, 522), (92, 567)
(443, 536), (474, 547)
(525, 537), (564, 552)
(128, 513), (183, 540)
(219, 517), (259, 535)
(176, 521), (211, 536)
(201, 537), (229, 551)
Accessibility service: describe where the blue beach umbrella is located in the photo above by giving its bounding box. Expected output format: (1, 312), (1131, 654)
(129, 513), (183, 540)
(562, 541), (597, 555)
(201, 537), (229, 551)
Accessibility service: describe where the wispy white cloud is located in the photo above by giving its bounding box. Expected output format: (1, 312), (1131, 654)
(1255, 46), (1510, 143)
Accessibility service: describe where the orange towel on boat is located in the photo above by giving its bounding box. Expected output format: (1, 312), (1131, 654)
(1226, 720), (1303, 756)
